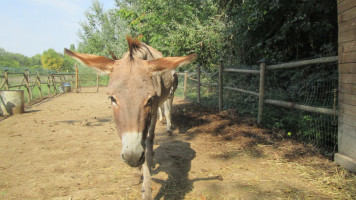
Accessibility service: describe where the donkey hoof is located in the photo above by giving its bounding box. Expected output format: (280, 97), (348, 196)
(133, 173), (142, 185)
(167, 130), (173, 136)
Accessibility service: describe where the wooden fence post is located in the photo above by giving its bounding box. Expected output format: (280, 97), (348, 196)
(257, 59), (266, 124)
(24, 70), (31, 102)
(219, 60), (224, 112)
(75, 64), (78, 93)
(3, 70), (9, 90)
(197, 64), (201, 104)
(36, 71), (42, 98)
(183, 71), (188, 99)
(51, 74), (57, 94)
(47, 74), (51, 92)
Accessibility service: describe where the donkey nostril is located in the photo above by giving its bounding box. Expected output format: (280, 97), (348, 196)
(121, 154), (126, 161)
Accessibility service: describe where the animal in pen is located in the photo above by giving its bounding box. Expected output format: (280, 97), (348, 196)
(64, 36), (195, 200)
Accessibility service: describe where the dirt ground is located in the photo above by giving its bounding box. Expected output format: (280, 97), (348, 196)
(0, 88), (355, 200)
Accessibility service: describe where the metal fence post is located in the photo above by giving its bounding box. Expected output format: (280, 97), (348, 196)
(197, 64), (201, 104)
(258, 59), (266, 124)
(75, 64), (79, 93)
(183, 71), (188, 99)
(219, 60), (224, 112)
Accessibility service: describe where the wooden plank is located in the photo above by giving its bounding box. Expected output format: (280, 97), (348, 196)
(340, 74), (356, 84)
(339, 63), (356, 73)
(343, 93), (356, 106)
(339, 83), (356, 95)
(339, 102), (356, 117)
(224, 86), (259, 97)
(267, 56), (338, 70)
(338, 132), (356, 159)
(338, 0), (356, 14)
(264, 99), (337, 115)
(338, 19), (356, 34)
(339, 113), (356, 126)
(339, 123), (356, 141)
(338, 30), (356, 43)
(338, 41), (356, 54)
(338, 6), (356, 23)
(224, 68), (260, 74)
(339, 51), (356, 63)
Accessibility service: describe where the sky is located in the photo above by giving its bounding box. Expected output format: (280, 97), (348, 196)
(0, 0), (117, 57)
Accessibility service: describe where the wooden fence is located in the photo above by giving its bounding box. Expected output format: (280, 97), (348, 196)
(0, 65), (103, 103)
(74, 65), (103, 93)
(178, 56), (339, 125)
(0, 70), (75, 103)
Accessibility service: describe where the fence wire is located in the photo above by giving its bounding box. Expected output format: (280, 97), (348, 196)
(264, 62), (338, 154)
(177, 61), (338, 155)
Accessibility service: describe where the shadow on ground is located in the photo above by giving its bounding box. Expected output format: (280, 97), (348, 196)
(152, 140), (221, 200)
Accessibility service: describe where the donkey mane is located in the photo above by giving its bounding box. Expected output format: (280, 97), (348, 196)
(126, 36), (161, 61)
(126, 36), (142, 60)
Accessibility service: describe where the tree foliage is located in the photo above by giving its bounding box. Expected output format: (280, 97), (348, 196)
(0, 48), (42, 70)
(116, 0), (226, 71)
(41, 49), (64, 72)
(221, 0), (337, 65)
(77, 0), (128, 57)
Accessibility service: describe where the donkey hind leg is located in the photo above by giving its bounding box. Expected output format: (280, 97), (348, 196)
(164, 95), (174, 135)
(158, 106), (164, 124)
(133, 166), (142, 185)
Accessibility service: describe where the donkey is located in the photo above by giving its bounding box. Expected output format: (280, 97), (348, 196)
(64, 36), (195, 200)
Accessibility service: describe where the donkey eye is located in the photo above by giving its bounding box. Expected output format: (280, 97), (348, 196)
(109, 96), (118, 107)
(145, 97), (153, 107)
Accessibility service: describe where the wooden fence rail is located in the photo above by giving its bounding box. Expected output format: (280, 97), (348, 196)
(178, 56), (338, 125)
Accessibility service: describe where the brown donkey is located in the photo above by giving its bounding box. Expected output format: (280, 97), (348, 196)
(64, 36), (195, 200)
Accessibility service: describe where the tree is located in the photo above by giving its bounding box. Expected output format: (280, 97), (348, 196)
(220, 0), (337, 65)
(116, 0), (226, 71)
(41, 49), (63, 72)
(62, 54), (75, 72)
(77, 0), (128, 57)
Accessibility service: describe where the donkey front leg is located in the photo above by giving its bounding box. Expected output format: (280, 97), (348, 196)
(133, 166), (142, 185)
(142, 135), (154, 199)
(142, 148), (153, 200)
(142, 112), (156, 200)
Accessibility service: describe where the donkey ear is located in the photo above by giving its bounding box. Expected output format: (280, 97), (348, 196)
(147, 54), (196, 72)
(64, 48), (115, 72)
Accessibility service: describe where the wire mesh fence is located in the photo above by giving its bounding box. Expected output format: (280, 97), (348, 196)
(263, 61), (338, 154)
(176, 59), (338, 155)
